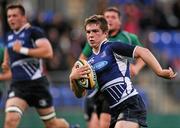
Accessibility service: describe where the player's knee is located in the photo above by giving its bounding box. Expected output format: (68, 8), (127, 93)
(44, 118), (69, 128)
(40, 111), (68, 128)
(5, 106), (22, 127)
(5, 113), (20, 127)
(100, 122), (110, 128)
(99, 113), (111, 128)
(56, 118), (69, 128)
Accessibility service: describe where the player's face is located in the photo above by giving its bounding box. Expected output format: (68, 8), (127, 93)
(104, 11), (121, 33)
(86, 23), (107, 50)
(7, 8), (26, 31)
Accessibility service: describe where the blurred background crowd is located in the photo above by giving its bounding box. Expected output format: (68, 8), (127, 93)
(0, 0), (180, 127)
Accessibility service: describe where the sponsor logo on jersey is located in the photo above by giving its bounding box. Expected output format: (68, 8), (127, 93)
(93, 61), (108, 70)
(117, 113), (124, 120)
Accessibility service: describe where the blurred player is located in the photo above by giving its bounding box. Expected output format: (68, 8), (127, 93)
(3, 3), (71, 128)
(79, 7), (145, 128)
(70, 15), (176, 128)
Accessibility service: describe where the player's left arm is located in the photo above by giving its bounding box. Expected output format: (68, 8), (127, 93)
(13, 27), (53, 59)
(130, 58), (145, 77)
(29, 38), (53, 58)
(134, 46), (177, 79)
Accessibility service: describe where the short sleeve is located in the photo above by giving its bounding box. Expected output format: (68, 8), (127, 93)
(108, 41), (136, 58)
(31, 27), (46, 41)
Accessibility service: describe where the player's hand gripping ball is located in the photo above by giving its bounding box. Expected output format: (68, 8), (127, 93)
(75, 60), (97, 89)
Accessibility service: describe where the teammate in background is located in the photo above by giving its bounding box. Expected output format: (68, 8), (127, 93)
(3, 3), (70, 128)
(79, 7), (145, 128)
(70, 15), (176, 128)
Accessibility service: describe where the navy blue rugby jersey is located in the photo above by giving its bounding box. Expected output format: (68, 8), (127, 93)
(6, 23), (46, 81)
(88, 40), (138, 109)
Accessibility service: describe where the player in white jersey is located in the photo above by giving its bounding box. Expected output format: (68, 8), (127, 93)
(69, 15), (176, 128)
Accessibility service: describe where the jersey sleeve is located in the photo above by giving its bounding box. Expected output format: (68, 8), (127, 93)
(31, 27), (46, 41)
(82, 42), (92, 58)
(129, 33), (144, 47)
(108, 42), (136, 58)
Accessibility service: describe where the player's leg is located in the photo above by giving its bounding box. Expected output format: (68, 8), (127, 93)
(97, 93), (111, 128)
(84, 97), (99, 128)
(99, 113), (111, 128)
(31, 77), (69, 128)
(88, 112), (99, 128)
(110, 95), (147, 128)
(37, 106), (69, 128)
(4, 97), (29, 128)
(114, 120), (139, 128)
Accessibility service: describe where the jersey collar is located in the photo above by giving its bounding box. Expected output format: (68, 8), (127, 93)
(14, 23), (31, 34)
(109, 29), (121, 38)
(93, 38), (108, 55)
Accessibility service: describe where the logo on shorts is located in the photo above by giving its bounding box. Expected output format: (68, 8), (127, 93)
(9, 91), (15, 98)
(117, 113), (124, 120)
(39, 99), (47, 107)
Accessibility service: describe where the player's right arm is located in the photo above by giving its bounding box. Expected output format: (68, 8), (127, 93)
(70, 41), (92, 97)
(69, 64), (90, 98)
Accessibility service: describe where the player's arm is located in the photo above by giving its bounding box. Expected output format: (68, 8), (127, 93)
(130, 54), (145, 77)
(69, 78), (86, 98)
(134, 46), (176, 79)
(12, 39), (53, 59)
(0, 69), (12, 81)
(2, 49), (10, 72)
(129, 34), (145, 77)
(27, 38), (53, 59)
(69, 65), (90, 98)
(1, 48), (12, 80)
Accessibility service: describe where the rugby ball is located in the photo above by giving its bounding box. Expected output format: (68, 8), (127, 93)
(75, 59), (97, 89)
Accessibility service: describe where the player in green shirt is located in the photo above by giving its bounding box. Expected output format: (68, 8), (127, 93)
(79, 7), (145, 128)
